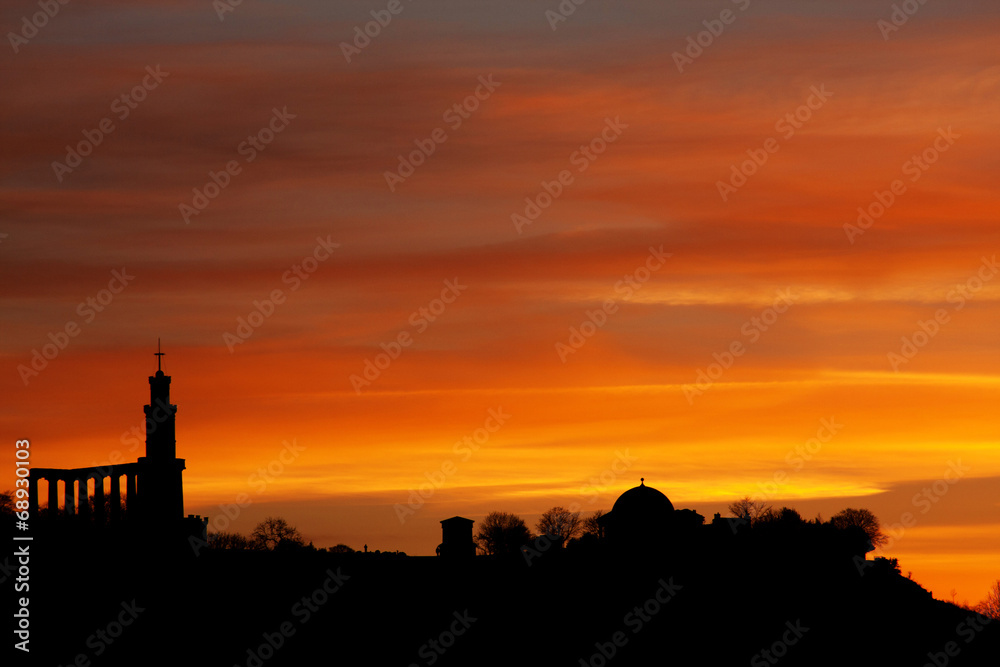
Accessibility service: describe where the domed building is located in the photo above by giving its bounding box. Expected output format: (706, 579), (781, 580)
(597, 478), (676, 545)
(596, 479), (705, 550)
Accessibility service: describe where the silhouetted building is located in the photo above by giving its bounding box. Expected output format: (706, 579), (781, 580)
(438, 516), (475, 559)
(598, 478), (675, 547)
(28, 345), (207, 542)
(711, 511), (746, 534)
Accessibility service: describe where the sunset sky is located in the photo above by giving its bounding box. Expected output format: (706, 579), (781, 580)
(3, 1), (998, 604)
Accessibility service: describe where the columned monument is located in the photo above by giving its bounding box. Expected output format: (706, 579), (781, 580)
(28, 343), (206, 541)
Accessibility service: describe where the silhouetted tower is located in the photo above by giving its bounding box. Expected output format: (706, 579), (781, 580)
(439, 516), (475, 559)
(136, 340), (186, 523)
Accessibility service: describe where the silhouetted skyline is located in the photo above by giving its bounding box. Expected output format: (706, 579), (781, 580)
(4, 0), (999, 615)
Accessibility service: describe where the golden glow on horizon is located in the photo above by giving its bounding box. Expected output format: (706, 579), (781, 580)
(3, 8), (998, 608)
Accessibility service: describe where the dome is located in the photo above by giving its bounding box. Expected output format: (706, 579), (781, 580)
(610, 480), (674, 517)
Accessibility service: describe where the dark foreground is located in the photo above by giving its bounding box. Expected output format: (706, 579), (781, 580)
(7, 530), (999, 667)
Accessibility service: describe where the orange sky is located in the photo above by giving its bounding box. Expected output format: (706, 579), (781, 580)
(2, 1), (998, 606)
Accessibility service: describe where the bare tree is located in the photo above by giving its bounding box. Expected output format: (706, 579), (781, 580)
(755, 507), (803, 525)
(474, 511), (532, 556)
(975, 579), (1000, 620)
(582, 509), (606, 538)
(208, 531), (250, 550)
(536, 506), (583, 546)
(728, 496), (770, 525)
(0, 490), (15, 517)
(250, 516), (305, 550)
(830, 508), (888, 549)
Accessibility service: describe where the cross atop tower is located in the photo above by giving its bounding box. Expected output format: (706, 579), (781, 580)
(154, 338), (165, 372)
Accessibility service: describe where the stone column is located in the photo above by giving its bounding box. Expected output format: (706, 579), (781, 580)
(126, 474), (137, 520)
(78, 476), (89, 518)
(28, 476), (38, 518)
(64, 477), (75, 516)
(110, 474), (122, 523)
(47, 477), (58, 517)
(93, 476), (105, 525)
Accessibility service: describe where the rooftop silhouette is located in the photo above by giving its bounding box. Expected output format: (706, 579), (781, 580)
(7, 352), (998, 667)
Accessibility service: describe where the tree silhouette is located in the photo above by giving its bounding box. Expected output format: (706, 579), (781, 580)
(35, 502), (57, 519)
(975, 579), (1000, 620)
(328, 543), (355, 554)
(582, 509), (606, 538)
(250, 516), (305, 551)
(208, 531), (250, 550)
(757, 507), (803, 526)
(536, 506), (582, 547)
(0, 490), (14, 517)
(474, 511), (532, 556)
(830, 508), (887, 549)
(728, 496), (770, 525)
